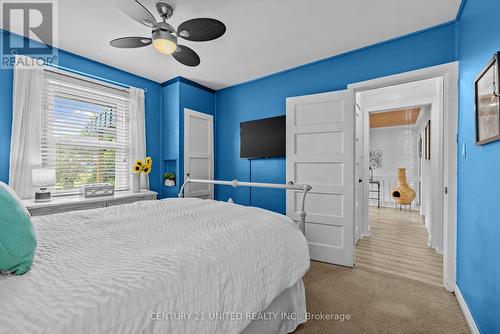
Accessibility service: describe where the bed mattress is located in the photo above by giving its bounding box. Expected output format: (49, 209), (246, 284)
(0, 198), (310, 334)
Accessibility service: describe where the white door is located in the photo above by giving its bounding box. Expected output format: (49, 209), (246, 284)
(286, 90), (355, 267)
(184, 109), (214, 199)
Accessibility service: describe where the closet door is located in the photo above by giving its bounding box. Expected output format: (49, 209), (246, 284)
(286, 90), (355, 267)
(184, 109), (214, 199)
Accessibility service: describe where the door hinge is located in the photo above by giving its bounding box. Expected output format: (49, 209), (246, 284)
(444, 187), (448, 195)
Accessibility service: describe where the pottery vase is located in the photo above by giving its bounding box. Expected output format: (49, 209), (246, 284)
(164, 179), (175, 187)
(131, 173), (140, 193)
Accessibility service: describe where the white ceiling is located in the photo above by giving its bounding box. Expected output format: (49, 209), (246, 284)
(12, 0), (461, 90)
(358, 77), (441, 112)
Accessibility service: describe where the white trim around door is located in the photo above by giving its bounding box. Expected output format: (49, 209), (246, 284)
(348, 62), (459, 291)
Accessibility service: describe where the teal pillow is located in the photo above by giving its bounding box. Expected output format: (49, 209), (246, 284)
(0, 182), (36, 275)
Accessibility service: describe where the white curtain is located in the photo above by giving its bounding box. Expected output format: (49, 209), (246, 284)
(9, 55), (44, 199)
(129, 87), (149, 189)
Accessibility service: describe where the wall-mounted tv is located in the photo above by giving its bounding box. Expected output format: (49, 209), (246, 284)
(240, 115), (286, 159)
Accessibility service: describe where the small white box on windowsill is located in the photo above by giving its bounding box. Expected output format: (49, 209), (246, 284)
(80, 184), (115, 198)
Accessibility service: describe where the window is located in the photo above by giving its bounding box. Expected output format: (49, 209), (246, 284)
(42, 71), (130, 194)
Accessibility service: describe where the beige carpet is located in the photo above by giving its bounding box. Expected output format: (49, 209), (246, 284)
(294, 261), (469, 334)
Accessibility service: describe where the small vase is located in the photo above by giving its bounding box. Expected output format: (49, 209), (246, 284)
(164, 179), (175, 187)
(131, 173), (140, 193)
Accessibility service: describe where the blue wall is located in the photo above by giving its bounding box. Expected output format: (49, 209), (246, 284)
(0, 30), (163, 194)
(160, 77), (215, 198)
(161, 80), (180, 198)
(456, 0), (500, 332)
(215, 22), (457, 214)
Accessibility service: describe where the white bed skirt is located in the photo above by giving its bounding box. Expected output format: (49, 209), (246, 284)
(241, 279), (307, 334)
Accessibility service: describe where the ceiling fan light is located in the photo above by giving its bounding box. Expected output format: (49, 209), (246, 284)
(152, 30), (177, 55)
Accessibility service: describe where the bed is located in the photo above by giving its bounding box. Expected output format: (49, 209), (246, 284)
(0, 197), (310, 334)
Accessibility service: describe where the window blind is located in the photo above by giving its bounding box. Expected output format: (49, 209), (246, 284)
(42, 70), (131, 194)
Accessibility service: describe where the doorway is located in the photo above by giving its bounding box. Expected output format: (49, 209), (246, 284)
(349, 62), (458, 291)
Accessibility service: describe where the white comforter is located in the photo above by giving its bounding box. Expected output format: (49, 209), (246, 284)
(0, 198), (310, 334)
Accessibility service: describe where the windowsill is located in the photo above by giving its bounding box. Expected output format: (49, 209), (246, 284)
(51, 189), (131, 198)
(22, 189), (158, 209)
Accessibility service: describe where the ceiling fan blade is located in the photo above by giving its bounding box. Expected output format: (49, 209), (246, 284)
(177, 18), (226, 42)
(117, 0), (158, 28)
(110, 37), (152, 48)
(172, 45), (200, 67)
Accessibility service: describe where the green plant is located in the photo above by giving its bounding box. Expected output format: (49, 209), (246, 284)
(164, 172), (176, 180)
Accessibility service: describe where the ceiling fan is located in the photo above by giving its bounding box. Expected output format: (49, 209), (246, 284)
(110, 0), (226, 67)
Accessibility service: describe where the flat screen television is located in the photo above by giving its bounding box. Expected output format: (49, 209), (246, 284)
(240, 115), (286, 159)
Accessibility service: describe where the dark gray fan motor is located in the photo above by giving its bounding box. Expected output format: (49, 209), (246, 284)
(110, 0), (226, 67)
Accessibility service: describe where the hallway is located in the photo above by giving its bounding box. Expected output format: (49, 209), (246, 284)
(356, 207), (443, 287)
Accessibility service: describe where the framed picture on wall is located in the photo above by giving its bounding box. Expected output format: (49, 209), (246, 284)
(475, 52), (500, 145)
(424, 120), (431, 160)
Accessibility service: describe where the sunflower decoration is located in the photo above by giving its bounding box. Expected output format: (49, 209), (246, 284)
(133, 160), (143, 174)
(132, 157), (152, 175)
(142, 157), (152, 175)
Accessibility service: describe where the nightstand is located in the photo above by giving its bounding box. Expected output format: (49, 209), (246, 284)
(22, 190), (158, 217)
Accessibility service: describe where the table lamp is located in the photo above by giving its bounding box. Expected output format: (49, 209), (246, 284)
(32, 168), (56, 202)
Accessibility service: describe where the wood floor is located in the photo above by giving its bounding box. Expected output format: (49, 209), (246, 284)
(356, 207), (443, 287)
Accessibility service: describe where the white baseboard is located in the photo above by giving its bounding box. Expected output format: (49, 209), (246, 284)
(454, 284), (480, 334)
